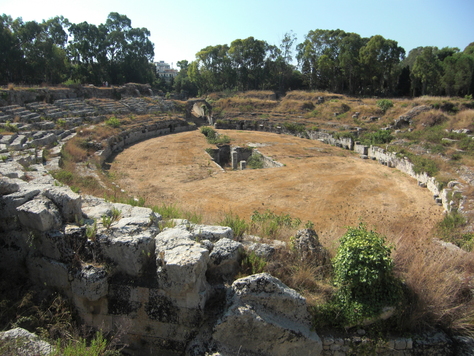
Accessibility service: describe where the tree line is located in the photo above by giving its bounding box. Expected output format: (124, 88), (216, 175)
(1, 13), (473, 98)
(0, 12), (156, 86)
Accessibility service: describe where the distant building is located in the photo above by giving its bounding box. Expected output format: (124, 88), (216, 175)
(155, 61), (178, 82)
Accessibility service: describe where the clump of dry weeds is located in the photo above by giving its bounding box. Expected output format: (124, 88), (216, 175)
(393, 235), (474, 335)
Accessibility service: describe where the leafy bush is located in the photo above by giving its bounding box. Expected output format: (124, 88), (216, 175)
(4, 120), (18, 133)
(376, 99), (393, 114)
(52, 169), (74, 185)
(435, 210), (474, 250)
(247, 153), (264, 169)
(331, 224), (402, 325)
(282, 122), (306, 134)
(409, 154), (439, 176)
(105, 116), (121, 128)
(360, 130), (394, 145)
(200, 126), (230, 145)
(200, 126), (215, 138)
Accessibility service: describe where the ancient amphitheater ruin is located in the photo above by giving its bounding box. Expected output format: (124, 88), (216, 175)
(1, 84), (472, 355)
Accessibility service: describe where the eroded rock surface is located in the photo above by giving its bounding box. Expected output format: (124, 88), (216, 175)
(212, 273), (322, 356)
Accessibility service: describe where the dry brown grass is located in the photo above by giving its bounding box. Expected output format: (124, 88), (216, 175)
(275, 99), (310, 113)
(393, 235), (474, 334)
(78, 124), (118, 141)
(63, 138), (88, 163)
(411, 110), (450, 129)
(283, 91), (341, 102)
(215, 97), (278, 112)
(266, 248), (335, 306)
(450, 110), (474, 130)
(238, 90), (276, 100)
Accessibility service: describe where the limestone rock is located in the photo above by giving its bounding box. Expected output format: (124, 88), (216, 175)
(0, 184), (42, 218)
(98, 217), (158, 277)
(0, 177), (20, 195)
(37, 226), (85, 262)
(293, 228), (331, 266)
(208, 238), (243, 281)
(243, 241), (275, 259)
(155, 228), (210, 309)
(17, 196), (62, 232)
(71, 265), (108, 301)
(213, 273), (322, 356)
(0, 327), (54, 356)
(180, 223), (234, 242)
(43, 186), (82, 222)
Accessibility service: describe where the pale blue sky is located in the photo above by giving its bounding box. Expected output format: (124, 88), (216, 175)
(2, 0), (473, 67)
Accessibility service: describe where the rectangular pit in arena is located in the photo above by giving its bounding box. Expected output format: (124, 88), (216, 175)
(205, 145), (283, 171)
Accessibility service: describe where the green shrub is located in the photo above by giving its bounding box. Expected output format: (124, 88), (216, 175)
(240, 250), (267, 275)
(220, 212), (248, 238)
(200, 126), (215, 138)
(52, 331), (121, 356)
(282, 122), (306, 134)
(331, 223), (402, 325)
(436, 210), (472, 250)
(105, 116), (120, 128)
(409, 154), (439, 176)
(247, 153), (264, 169)
(376, 99), (393, 114)
(360, 130), (394, 145)
(200, 126), (230, 145)
(250, 209), (301, 238)
(52, 169), (74, 185)
(5, 121), (18, 133)
(152, 203), (181, 219)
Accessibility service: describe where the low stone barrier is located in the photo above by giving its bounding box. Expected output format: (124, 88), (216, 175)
(216, 119), (457, 213)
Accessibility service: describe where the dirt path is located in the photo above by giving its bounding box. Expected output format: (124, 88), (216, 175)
(109, 130), (444, 246)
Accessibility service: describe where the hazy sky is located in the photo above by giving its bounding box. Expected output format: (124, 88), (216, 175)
(2, 0), (473, 67)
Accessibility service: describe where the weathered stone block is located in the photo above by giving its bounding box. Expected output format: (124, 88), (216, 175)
(17, 196), (62, 231)
(99, 229), (156, 277)
(212, 273), (322, 356)
(155, 228), (210, 309)
(0, 177), (20, 195)
(208, 238), (243, 281)
(71, 265), (108, 301)
(43, 186), (82, 222)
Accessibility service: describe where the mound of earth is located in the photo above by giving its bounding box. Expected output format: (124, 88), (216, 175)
(109, 130), (443, 245)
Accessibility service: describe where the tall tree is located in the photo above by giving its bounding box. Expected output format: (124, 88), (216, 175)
(68, 21), (108, 84)
(359, 35), (405, 95)
(229, 37), (268, 91)
(442, 52), (474, 96)
(173, 60), (198, 97)
(410, 46), (443, 96)
(0, 15), (23, 84)
(277, 31), (297, 91)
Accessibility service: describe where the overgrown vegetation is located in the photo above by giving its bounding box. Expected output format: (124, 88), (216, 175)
(219, 212), (249, 239)
(327, 224), (402, 326)
(200, 126), (231, 145)
(436, 211), (474, 251)
(250, 209), (301, 239)
(246, 153), (264, 169)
